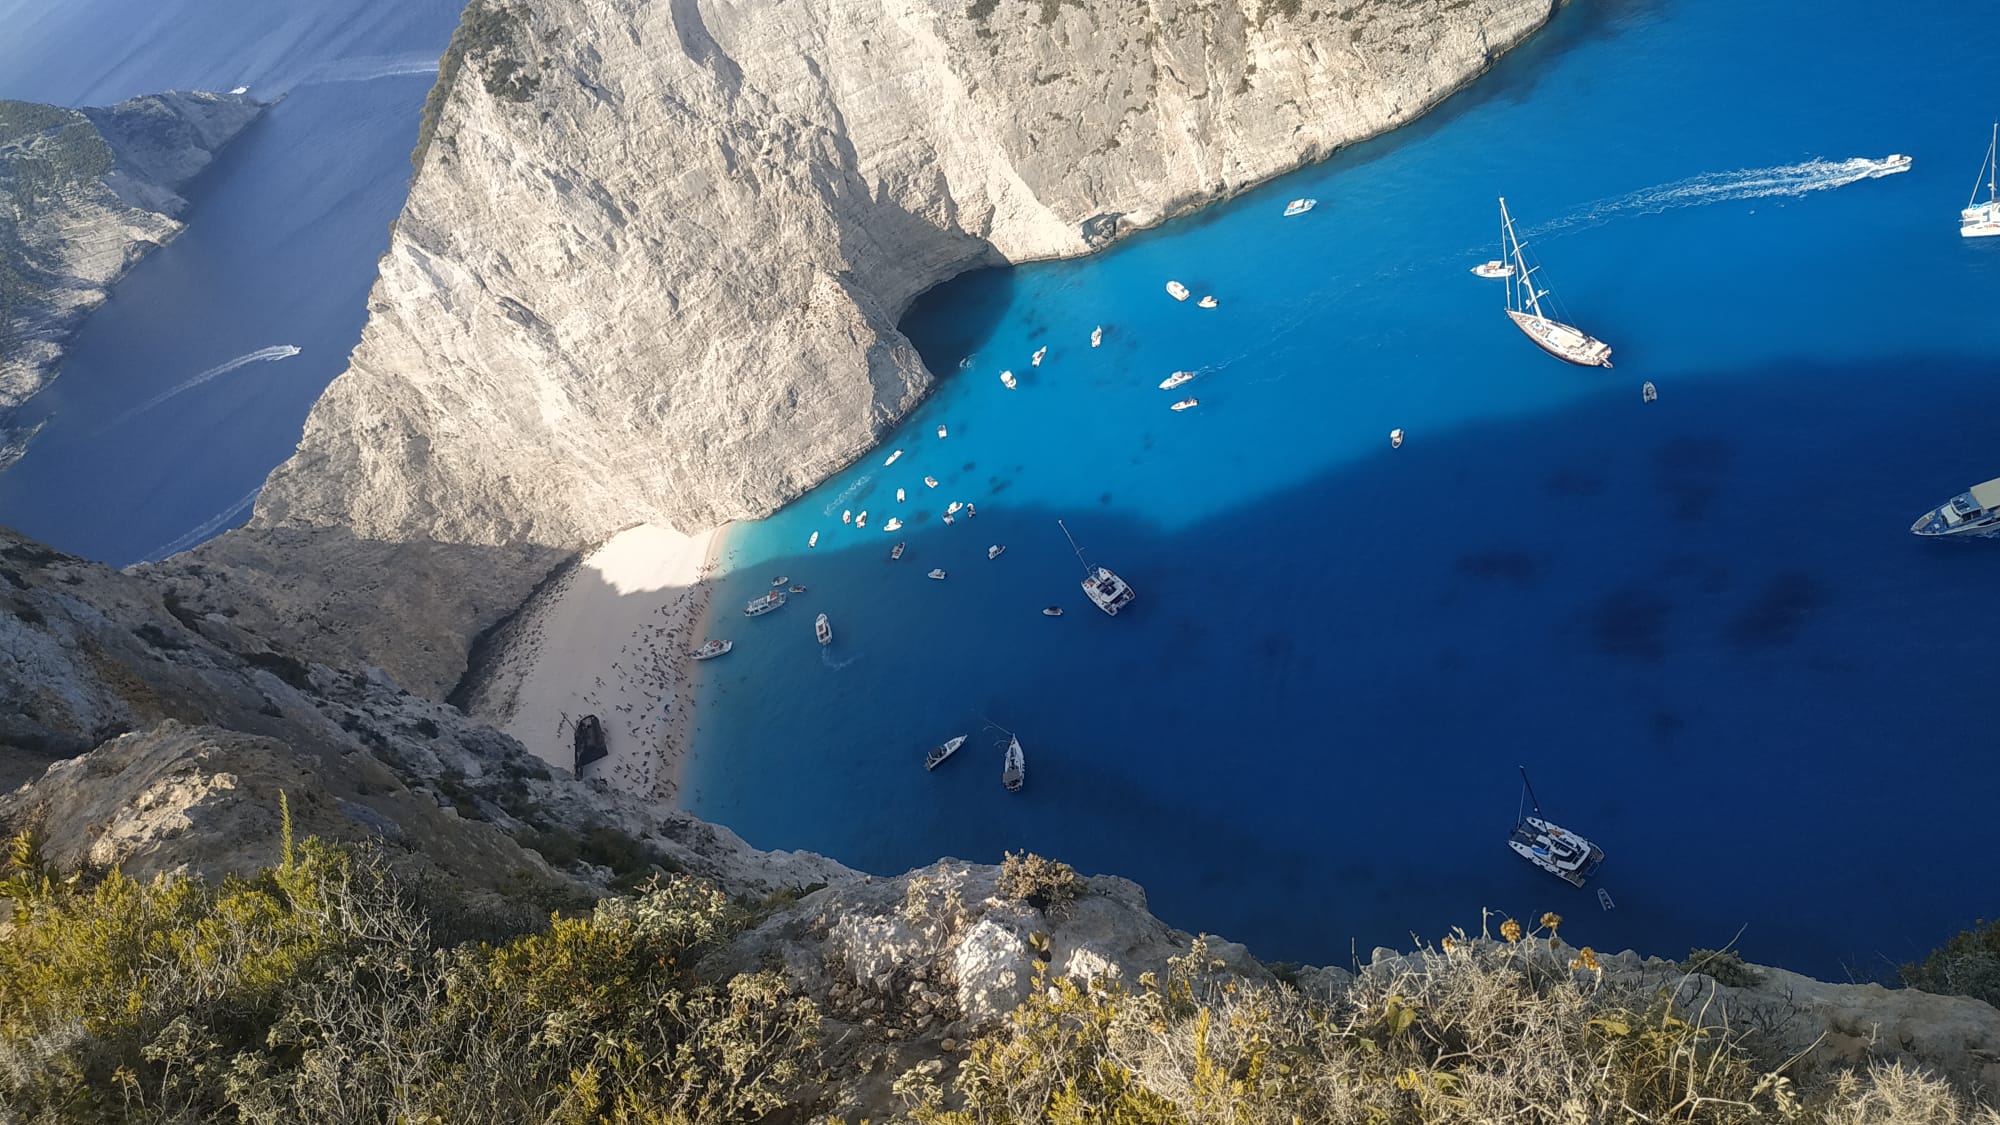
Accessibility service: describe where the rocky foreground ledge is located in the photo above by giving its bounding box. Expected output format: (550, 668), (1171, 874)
(0, 90), (263, 468)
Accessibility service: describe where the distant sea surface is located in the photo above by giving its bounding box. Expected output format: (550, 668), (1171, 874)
(686, 0), (2000, 979)
(0, 0), (461, 565)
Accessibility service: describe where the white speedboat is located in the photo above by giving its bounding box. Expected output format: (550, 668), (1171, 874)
(1498, 198), (1613, 367)
(814, 612), (832, 645)
(937, 424), (948, 439)
(1000, 370), (1017, 389)
(744, 591), (787, 616)
(842, 510), (852, 525)
(1642, 381), (1657, 403)
(1166, 280), (1190, 301)
(1963, 124), (2000, 238)
(1197, 295), (1218, 309)
(884, 448), (904, 466)
(1159, 370), (1195, 390)
(1090, 325), (1103, 347)
(896, 488), (906, 503)
(987, 544), (1006, 559)
(1912, 477), (2000, 536)
(790, 584), (807, 593)
(1060, 519), (1136, 616)
(927, 568), (947, 580)
(1508, 768), (1605, 888)
(1878, 153), (1913, 174)
(770, 575), (789, 588)
(1470, 260), (1515, 279)
(946, 501), (963, 515)
(923, 476), (939, 488)
(808, 531), (819, 548)
(856, 510), (868, 528)
(890, 541), (906, 560)
(1390, 428), (1404, 449)
(1283, 198), (1317, 217)
(1002, 735), (1025, 792)
(690, 638), (733, 660)
(883, 517), (903, 532)
(1042, 606), (1064, 617)
(1031, 346), (1047, 367)
(1170, 398), (1199, 411)
(924, 735), (967, 771)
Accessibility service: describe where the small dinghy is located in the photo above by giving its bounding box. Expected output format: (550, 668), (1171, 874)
(884, 449), (904, 467)
(856, 510), (869, 528)
(808, 531), (819, 548)
(1197, 295), (1218, 309)
(1598, 887), (1616, 911)
(1283, 198), (1317, 217)
(1090, 325), (1103, 347)
(1170, 398), (1199, 412)
(966, 504), (977, 517)
(1642, 381), (1657, 403)
(943, 514), (955, 524)
(770, 575), (789, 588)
(1471, 260), (1515, 279)
(1031, 346), (1047, 367)
(987, 544), (1006, 560)
(789, 585), (807, 593)
(927, 568), (947, 580)
(1000, 370), (1017, 389)
(890, 541), (906, 560)
(937, 424), (948, 439)
(842, 510), (852, 525)
(924, 476), (939, 488)
(1390, 428), (1404, 449)
(814, 612), (832, 646)
(1002, 735), (1025, 792)
(896, 488), (906, 503)
(1159, 370), (1195, 390)
(883, 517), (903, 532)
(689, 638), (733, 660)
(1166, 280), (1190, 301)
(946, 501), (964, 515)
(1043, 606), (1064, 617)
(924, 735), (968, 771)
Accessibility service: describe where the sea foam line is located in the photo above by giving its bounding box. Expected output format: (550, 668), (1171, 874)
(301, 53), (441, 85)
(1523, 156), (1909, 239)
(100, 345), (301, 434)
(145, 485), (261, 562)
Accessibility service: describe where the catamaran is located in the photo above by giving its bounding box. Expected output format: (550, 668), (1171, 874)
(1060, 518), (1136, 616)
(1963, 124), (2000, 238)
(1002, 734), (1025, 792)
(1911, 477), (2000, 536)
(925, 735), (967, 770)
(1508, 767), (1605, 888)
(1498, 198), (1613, 367)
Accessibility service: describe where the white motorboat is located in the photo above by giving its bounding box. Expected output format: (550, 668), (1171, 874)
(1060, 519), (1136, 616)
(924, 476), (939, 488)
(883, 517), (903, 532)
(1197, 295), (1218, 309)
(937, 424), (948, 439)
(965, 504), (977, 517)
(689, 638), (733, 660)
(1283, 198), (1316, 217)
(841, 510), (852, 525)
(1170, 398), (1199, 411)
(856, 510), (868, 528)
(1878, 153), (1913, 174)
(884, 448), (904, 466)
(1963, 125), (2000, 238)
(924, 735), (968, 771)
(1499, 198), (1614, 367)
(890, 541), (906, 560)
(790, 585), (807, 593)
(947, 501), (964, 515)
(808, 531), (819, 548)
(896, 488), (906, 503)
(1002, 735), (1025, 792)
(770, 575), (789, 588)
(927, 568), (947, 580)
(1042, 606), (1064, 617)
(1642, 381), (1657, 403)
(1470, 260), (1515, 279)
(1508, 767), (1606, 888)
(1000, 370), (1017, 389)
(744, 591), (787, 617)
(1912, 477), (2000, 536)
(987, 544), (1006, 560)
(1031, 346), (1047, 367)
(1090, 325), (1103, 347)
(814, 612), (832, 645)
(1159, 370), (1196, 390)
(1390, 428), (1404, 449)
(1166, 280), (1190, 301)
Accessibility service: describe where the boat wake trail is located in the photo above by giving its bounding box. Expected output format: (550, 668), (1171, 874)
(821, 474), (872, 517)
(301, 53), (441, 85)
(145, 485), (261, 562)
(1525, 157), (1910, 239)
(821, 647), (861, 671)
(100, 346), (301, 434)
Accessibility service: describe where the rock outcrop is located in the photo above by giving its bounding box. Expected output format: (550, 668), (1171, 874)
(254, 0), (1555, 548)
(0, 91), (263, 467)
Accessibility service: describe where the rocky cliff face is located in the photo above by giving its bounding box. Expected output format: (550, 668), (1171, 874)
(254, 0), (1555, 547)
(0, 91), (262, 468)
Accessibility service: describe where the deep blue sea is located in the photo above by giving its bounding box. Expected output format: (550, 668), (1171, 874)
(0, 0), (461, 565)
(686, 0), (2000, 978)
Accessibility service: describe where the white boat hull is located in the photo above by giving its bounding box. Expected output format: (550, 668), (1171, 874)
(1506, 310), (1613, 368)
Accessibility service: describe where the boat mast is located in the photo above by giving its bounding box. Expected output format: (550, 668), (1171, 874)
(1499, 197), (1543, 320)
(1974, 124), (1998, 211)
(1057, 519), (1091, 574)
(1517, 765), (1546, 821)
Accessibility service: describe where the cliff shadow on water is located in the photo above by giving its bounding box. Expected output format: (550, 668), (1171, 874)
(686, 346), (2000, 983)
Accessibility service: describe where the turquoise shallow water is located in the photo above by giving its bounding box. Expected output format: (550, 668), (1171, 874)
(687, 1), (2000, 976)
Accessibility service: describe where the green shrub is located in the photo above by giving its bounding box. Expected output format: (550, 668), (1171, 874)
(1902, 917), (2000, 1008)
(1682, 947), (1766, 989)
(411, 2), (539, 170)
(996, 850), (1083, 916)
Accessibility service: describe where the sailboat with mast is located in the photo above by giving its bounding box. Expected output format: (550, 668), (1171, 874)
(1962, 123), (2000, 238)
(1058, 519), (1136, 616)
(1498, 198), (1613, 368)
(1508, 766), (1605, 887)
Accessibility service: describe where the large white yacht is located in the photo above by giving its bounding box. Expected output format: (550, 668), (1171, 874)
(1912, 477), (2000, 536)
(743, 591), (787, 616)
(1963, 124), (2000, 238)
(1060, 519), (1136, 616)
(1499, 198), (1613, 367)
(1507, 768), (1605, 888)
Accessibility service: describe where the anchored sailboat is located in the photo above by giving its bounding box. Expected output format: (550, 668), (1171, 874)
(1499, 198), (1613, 368)
(1963, 123), (2000, 238)
(1508, 766), (1605, 887)
(1059, 519), (1136, 616)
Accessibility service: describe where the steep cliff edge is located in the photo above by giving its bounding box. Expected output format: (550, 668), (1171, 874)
(0, 91), (263, 467)
(254, 0), (1555, 547)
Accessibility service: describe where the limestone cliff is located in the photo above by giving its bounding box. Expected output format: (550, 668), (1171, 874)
(0, 91), (263, 467)
(254, 0), (1555, 547)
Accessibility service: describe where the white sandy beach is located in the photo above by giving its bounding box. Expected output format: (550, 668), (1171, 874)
(478, 523), (721, 803)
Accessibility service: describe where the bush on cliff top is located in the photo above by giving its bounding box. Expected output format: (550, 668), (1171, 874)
(1903, 916), (2000, 1011)
(411, 2), (540, 171)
